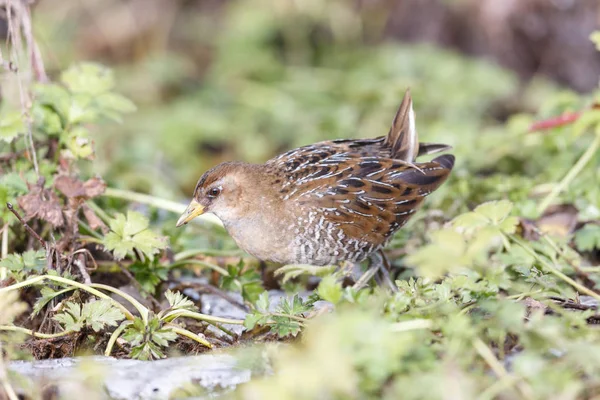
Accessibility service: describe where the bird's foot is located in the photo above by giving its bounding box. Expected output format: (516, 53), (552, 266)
(353, 251), (398, 292)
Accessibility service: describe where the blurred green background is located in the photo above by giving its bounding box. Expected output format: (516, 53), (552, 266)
(31, 0), (600, 203)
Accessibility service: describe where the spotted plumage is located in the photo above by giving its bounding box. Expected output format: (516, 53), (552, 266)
(177, 90), (454, 268)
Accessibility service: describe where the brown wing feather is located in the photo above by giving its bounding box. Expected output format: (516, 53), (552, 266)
(280, 153), (454, 246)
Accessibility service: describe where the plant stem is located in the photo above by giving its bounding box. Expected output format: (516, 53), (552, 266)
(78, 221), (103, 240)
(0, 325), (73, 339)
(506, 290), (545, 300)
(537, 131), (600, 215)
(208, 322), (237, 337)
(0, 225), (8, 280)
(86, 201), (112, 224)
(104, 320), (132, 357)
(174, 248), (244, 261)
(102, 187), (223, 227)
(473, 337), (533, 400)
(0, 275), (135, 320)
(1, 378), (18, 400)
(390, 319), (433, 332)
(89, 283), (149, 324)
(169, 259), (229, 276)
(166, 325), (212, 348)
(162, 309), (244, 325)
(269, 313), (308, 323)
(477, 374), (520, 400)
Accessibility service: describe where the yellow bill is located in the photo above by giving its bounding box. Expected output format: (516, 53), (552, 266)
(176, 199), (205, 227)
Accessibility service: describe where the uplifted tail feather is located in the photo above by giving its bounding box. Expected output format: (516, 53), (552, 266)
(384, 89), (419, 162)
(417, 143), (453, 157)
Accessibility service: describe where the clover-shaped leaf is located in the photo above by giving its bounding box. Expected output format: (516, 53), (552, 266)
(103, 210), (167, 260)
(0, 250), (46, 273)
(0, 112), (25, 143)
(574, 224), (600, 252)
(61, 63), (115, 95)
(317, 275), (343, 304)
(405, 229), (468, 278)
(453, 200), (518, 235)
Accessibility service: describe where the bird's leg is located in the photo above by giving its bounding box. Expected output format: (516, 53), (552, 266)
(352, 263), (378, 291)
(352, 250), (398, 292)
(376, 249), (398, 293)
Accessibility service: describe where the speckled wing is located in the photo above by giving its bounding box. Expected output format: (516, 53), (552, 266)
(282, 154), (455, 247)
(267, 138), (451, 171)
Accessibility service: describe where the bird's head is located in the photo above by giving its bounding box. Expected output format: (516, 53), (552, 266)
(176, 162), (254, 227)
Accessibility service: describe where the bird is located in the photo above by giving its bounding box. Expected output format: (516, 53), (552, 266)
(176, 89), (454, 287)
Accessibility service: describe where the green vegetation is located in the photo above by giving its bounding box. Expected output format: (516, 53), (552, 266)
(0, 1), (599, 399)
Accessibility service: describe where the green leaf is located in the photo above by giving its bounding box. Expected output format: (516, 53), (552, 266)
(0, 112), (25, 143)
(406, 229), (468, 278)
(278, 295), (312, 316)
(574, 224), (600, 251)
(271, 317), (302, 337)
(33, 105), (63, 136)
(220, 261), (264, 303)
(63, 126), (94, 159)
(61, 63), (115, 95)
(33, 287), (69, 316)
(453, 200), (518, 236)
(82, 299), (125, 332)
(102, 211), (167, 260)
(572, 109), (600, 138)
(317, 275), (343, 304)
(0, 250), (46, 273)
(151, 328), (178, 347)
(95, 93), (137, 117)
(256, 291), (270, 311)
(53, 302), (84, 332)
(122, 316), (177, 360)
(68, 94), (97, 125)
(472, 200), (512, 225)
(32, 83), (71, 120)
(165, 290), (198, 312)
(129, 259), (169, 295)
(53, 299), (124, 332)
(243, 312), (268, 330)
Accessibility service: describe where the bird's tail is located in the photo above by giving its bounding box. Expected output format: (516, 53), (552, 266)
(383, 89), (419, 162)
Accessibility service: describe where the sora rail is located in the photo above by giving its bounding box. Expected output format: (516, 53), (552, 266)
(177, 90), (454, 278)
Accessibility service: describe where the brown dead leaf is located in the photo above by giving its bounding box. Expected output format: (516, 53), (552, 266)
(17, 185), (64, 227)
(519, 204), (578, 241)
(523, 297), (547, 311)
(54, 176), (106, 199)
(82, 203), (108, 232)
(537, 204), (578, 237)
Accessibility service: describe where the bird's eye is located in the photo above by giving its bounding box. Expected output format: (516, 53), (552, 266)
(207, 187), (221, 198)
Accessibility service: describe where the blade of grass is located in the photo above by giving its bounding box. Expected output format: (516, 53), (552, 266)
(169, 259), (229, 276)
(473, 337), (533, 400)
(537, 129), (600, 215)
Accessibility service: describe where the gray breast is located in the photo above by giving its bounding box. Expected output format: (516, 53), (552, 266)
(290, 211), (376, 266)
